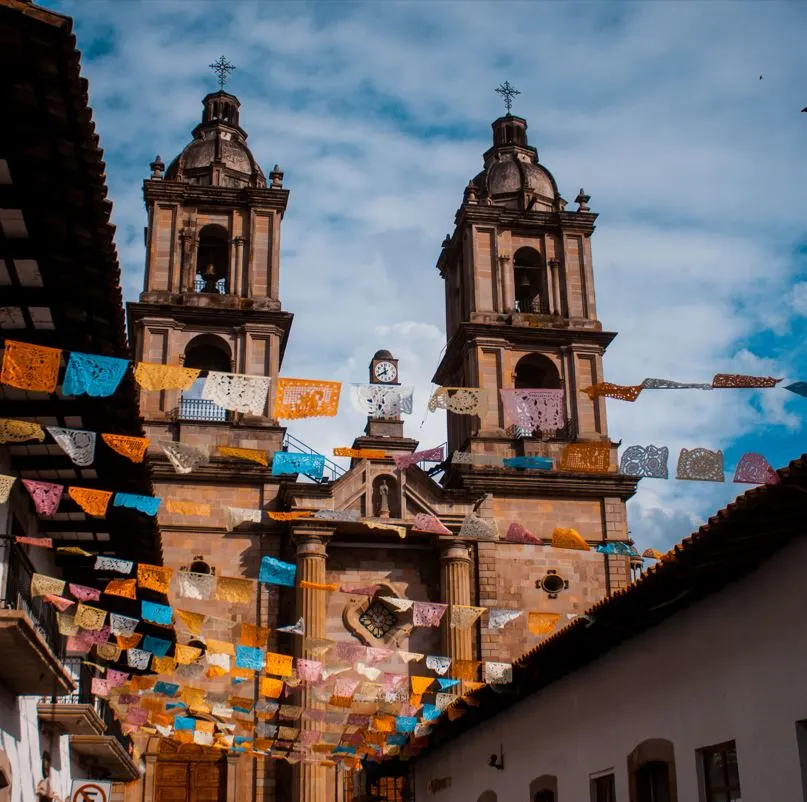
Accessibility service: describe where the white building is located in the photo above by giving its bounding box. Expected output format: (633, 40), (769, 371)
(411, 453), (807, 802)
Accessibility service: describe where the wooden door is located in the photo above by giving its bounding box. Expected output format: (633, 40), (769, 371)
(154, 758), (226, 802)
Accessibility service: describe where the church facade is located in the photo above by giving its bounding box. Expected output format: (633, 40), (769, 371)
(125, 85), (638, 802)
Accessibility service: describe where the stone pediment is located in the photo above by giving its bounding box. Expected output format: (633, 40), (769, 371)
(279, 457), (481, 527)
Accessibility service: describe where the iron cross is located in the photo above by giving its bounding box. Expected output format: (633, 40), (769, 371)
(495, 81), (520, 114)
(209, 56), (236, 90)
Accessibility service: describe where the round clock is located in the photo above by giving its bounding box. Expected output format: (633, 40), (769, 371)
(374, 360), (398, 383)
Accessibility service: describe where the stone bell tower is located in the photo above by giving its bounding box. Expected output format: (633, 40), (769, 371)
(129, 85), (292, 423)
(433, 92), (638, 546)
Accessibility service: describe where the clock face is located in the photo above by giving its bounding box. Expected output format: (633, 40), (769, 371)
(374, 360), (398, 383)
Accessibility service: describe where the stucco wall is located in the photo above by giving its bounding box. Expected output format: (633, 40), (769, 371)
(0, 693), (77, 802)
(413, 536), (807, 802)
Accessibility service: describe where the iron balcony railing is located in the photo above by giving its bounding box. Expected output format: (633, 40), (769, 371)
(193, 275), (228, 294)
(42, 657), (133, 756)
(283, 433), (345, 482)
(178, 396), (231, 422)
(0, 538), (63, 659)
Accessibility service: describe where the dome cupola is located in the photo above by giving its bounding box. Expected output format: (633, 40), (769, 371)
(468, 113), (561, 212)
(164, 89), (266, 188)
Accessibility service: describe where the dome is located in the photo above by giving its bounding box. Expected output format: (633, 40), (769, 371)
(468, 115), (560, 211)
(163, 91), (266, 188)
(373, 349), (394, 360)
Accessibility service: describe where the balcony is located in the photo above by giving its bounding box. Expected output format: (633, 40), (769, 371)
(38, 658), (105, 736)
(0, 540), (73, 696)
(39, 658), (140, 780)
(178, 396), (230, 422)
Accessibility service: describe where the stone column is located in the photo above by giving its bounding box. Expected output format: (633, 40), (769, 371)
(292, 526), (333, 802)
(226, 754), (240, 802)
(439, 538), (473, 662)
(550, 259), (563, 316)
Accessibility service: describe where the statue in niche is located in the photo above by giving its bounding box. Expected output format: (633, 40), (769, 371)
(377, 480), (390, 519)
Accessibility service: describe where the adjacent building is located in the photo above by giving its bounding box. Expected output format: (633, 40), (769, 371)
(409, 452), (807, 802)
(0, 1), (162, 799)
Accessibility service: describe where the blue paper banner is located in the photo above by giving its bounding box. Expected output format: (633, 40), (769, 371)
(421, 704), (441, 721)
(271, 451), (325, 479)
(62, 352), (129, 397)
(595, 542), (638, 556)
(437, 678), (460, 690)
(503, 456), (554, 470)
(386, 733), (409, 746)
(259, 555), (297, 587)
(174, 716), (196, 731)
(113, 492), (161, 516)
(142, 635), (172, 657)
(154, 681), (180, 697)
(785, 382), (807, 398)
(235, 645), (265, 671)
(141, 600), (173, 625)
(396, 716), (418, 734)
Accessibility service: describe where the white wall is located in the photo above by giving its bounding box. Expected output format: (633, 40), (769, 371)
(414, 536), (807, 802)
(0, 690), (77, 802)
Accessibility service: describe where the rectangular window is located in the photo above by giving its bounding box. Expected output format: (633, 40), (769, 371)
(699, 741), (742, 802)
(591, 773), (616, 802)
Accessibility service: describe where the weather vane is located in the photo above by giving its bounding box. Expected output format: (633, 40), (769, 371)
(209, 56), (236, 91)
(495, 81), (520, 114)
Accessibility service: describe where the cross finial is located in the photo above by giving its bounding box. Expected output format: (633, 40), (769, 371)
(495, 81), (520, 114)
(209, 56), (236, 90)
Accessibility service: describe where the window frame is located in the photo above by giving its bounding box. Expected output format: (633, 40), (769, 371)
(590, 772), (616, 802)
(699, 741), (741, 802)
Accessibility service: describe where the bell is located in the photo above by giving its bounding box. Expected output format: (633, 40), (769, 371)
(517, 272), (531, 289)
(202, 263), (218, 293)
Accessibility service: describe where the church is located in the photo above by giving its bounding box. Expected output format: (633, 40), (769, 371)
(123, 72), (639, 802)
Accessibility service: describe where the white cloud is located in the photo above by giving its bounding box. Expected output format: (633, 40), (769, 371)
(45, 0), (807, 551)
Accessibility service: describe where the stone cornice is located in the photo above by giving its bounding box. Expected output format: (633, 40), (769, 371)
(441, 467), (639, 500)
(143, 179), (289, 214)
(433, 322), (617, 384)
(149, 455), (282, 485)
(128, 301), (293, 360)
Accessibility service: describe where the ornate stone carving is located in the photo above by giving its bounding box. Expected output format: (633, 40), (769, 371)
(342, 582), (412, 648)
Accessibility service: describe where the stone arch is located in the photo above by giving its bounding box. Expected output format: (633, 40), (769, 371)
(372, 474), (400, 519)
(627, 738), (678, 802)
(184, 333), (232, 372)
(529, 775), (558, 802)
(196, 224), (230, 293)
(514, 353), (561, 390)
(513, 246), (545, 313)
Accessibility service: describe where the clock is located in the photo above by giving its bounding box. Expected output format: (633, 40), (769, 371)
(373, 360), (398, 383)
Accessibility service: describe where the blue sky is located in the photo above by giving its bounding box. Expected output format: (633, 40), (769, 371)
(45, 0), (807, 550)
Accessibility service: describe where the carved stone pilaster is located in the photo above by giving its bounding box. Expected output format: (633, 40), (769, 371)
(291, 526), (334, 802)
(439, 538), (473, 662)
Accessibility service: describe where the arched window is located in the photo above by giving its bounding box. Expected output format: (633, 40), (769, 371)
(195, 224), (229, 294)
(628, 739), (677, 802)
(530, 774), (558, 802)
(514, 353), (561, 390)
(478, 792), (497, 802)
(513, 247), (544, 313)
(635, 762), (670, 802)
(179, 335), (232, 422)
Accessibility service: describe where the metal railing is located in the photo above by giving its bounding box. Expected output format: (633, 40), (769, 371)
(193, 275), (228, 294)
(0, 539), (63, 659)
(178, 396), (230, 422)
(283, 433), (345, 482)
(42, 657), (133, 756)
(418, 442), (447, 479)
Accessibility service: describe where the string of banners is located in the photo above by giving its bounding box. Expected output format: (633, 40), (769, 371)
(21, 541), (611, 766)
(0, 339), (414, 420)
(3, 340), (805, 428)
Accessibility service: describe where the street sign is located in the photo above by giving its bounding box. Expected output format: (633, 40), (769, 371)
(71, 781), (111, 802)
